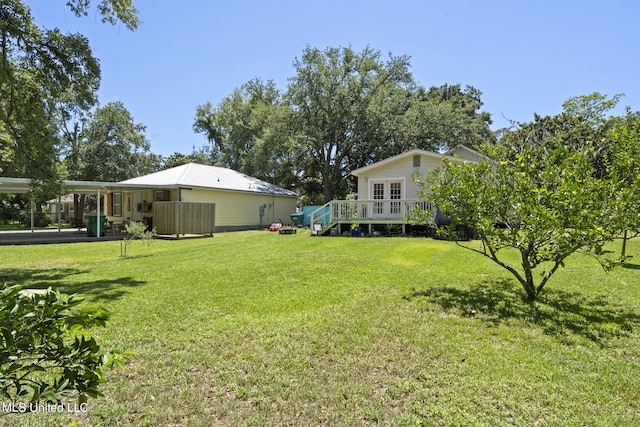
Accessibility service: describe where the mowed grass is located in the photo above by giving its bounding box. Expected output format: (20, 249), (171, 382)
(1, 232), (639, 426)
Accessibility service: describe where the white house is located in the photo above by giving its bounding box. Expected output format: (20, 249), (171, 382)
(310, 145), (486, 235)
(46, 194), (77, 223)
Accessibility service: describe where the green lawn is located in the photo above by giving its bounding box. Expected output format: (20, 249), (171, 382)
(2, 232), (639, 426)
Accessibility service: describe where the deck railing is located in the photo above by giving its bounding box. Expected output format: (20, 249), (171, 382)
(309, 199), (435, 234)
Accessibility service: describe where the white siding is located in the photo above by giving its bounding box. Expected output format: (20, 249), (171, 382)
(357, 154), (444, 200)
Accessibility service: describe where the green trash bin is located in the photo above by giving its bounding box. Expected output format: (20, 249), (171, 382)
(289, 213), (303, 226)
(86, 214), (106, 237)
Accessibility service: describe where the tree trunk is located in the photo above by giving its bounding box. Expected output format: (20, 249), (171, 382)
(524, 282), (537, 301)
(322, 167), (334, 203)
(73, 194), (80, 218)
(520, 248), (538, 301)
(621, 229), (628, 263)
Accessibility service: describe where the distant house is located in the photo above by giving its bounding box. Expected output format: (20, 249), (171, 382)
(46, 194), (76, 223)
(310, 145), (486, 235)
(104, 163), (298, 234)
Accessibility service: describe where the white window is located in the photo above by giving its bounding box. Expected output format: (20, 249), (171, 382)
(112, 193), (122, 217)
(373, 183), (385, 214)
(155, 190), (169, 201)
(390, 182), (402, 214)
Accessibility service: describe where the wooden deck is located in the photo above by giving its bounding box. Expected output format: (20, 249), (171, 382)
(309, 199), (436, 236)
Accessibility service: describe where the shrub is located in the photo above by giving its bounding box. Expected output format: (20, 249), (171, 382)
(120, 221), (157, 257)
(0, 284), (129, 406)
(21, 212), (52, 228)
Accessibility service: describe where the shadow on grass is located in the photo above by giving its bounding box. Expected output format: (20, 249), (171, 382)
(0, 267), (146, 302)
(621, 262), (640, 270)
(405, 278), (640, 346)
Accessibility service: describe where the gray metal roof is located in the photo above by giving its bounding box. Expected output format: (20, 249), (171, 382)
(120, 163), (298, 197)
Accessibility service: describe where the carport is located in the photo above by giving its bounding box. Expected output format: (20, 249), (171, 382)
(0, 177), (154, 237)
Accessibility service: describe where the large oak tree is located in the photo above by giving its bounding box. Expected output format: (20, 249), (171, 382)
(0, 0), (139, 190)
(194, 45), (494, 203)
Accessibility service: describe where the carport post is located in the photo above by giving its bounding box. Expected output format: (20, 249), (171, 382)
(57, 195), (62, 232)
(30, 196), (34, 233)
(96, 188), (101, 238)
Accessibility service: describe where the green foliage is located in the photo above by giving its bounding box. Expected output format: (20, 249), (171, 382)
(414, 107), (640, 301)
(0, 1), (100, 183)
(194, 45), (494, 203)
(77, 102), (159, 182)
(0, 0), (140, 187)
(390, 84), (494, 154)
(608, 109), (640, 261)
(0, 284), (128, 405)
(286, 46), (415, 201)
(120, 221), (156, 257)
(193, 79), (297, 189)
(66, 0), (141, 31)
(562, 92), (624, 127)
(161, 149), (215, 170)
(0, 197), (22, 224)
(30, 212), (52, 228)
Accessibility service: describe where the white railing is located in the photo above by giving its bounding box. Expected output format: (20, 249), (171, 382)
(310, 199), (436, 234)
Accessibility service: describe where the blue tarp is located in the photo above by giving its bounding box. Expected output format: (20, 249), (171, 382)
(301, 205), (330, 226)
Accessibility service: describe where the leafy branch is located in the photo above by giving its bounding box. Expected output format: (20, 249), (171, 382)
(0, 284), (130, 406)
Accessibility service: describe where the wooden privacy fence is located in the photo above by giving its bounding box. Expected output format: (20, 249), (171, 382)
(153, 201), (215, 237)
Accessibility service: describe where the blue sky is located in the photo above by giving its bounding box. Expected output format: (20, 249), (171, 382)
(28, 0), (640, 157)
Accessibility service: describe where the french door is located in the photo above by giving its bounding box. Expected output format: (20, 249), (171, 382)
(372, 180), (404, 218)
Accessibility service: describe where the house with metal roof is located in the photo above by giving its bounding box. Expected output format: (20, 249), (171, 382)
(105, 163), (298, 234)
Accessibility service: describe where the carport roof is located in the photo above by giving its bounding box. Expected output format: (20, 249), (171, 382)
(1, 163), (298, 197)
(0, 177), (167, 194)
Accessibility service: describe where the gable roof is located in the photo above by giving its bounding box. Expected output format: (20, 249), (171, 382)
(351, 144), (488, 177)
(446, 144), (493, 162)
(120, 163), (297, 197)
(351, 148), (453, 177)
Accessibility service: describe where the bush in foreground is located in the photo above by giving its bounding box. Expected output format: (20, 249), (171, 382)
(0, 284), (128, 407)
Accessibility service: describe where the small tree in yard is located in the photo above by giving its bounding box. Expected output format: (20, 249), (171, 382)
(0, 285), (129, 406)
(608, 109), (640, 262)
(120, 221), (157, 257)
(413, 112), (639, 301)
